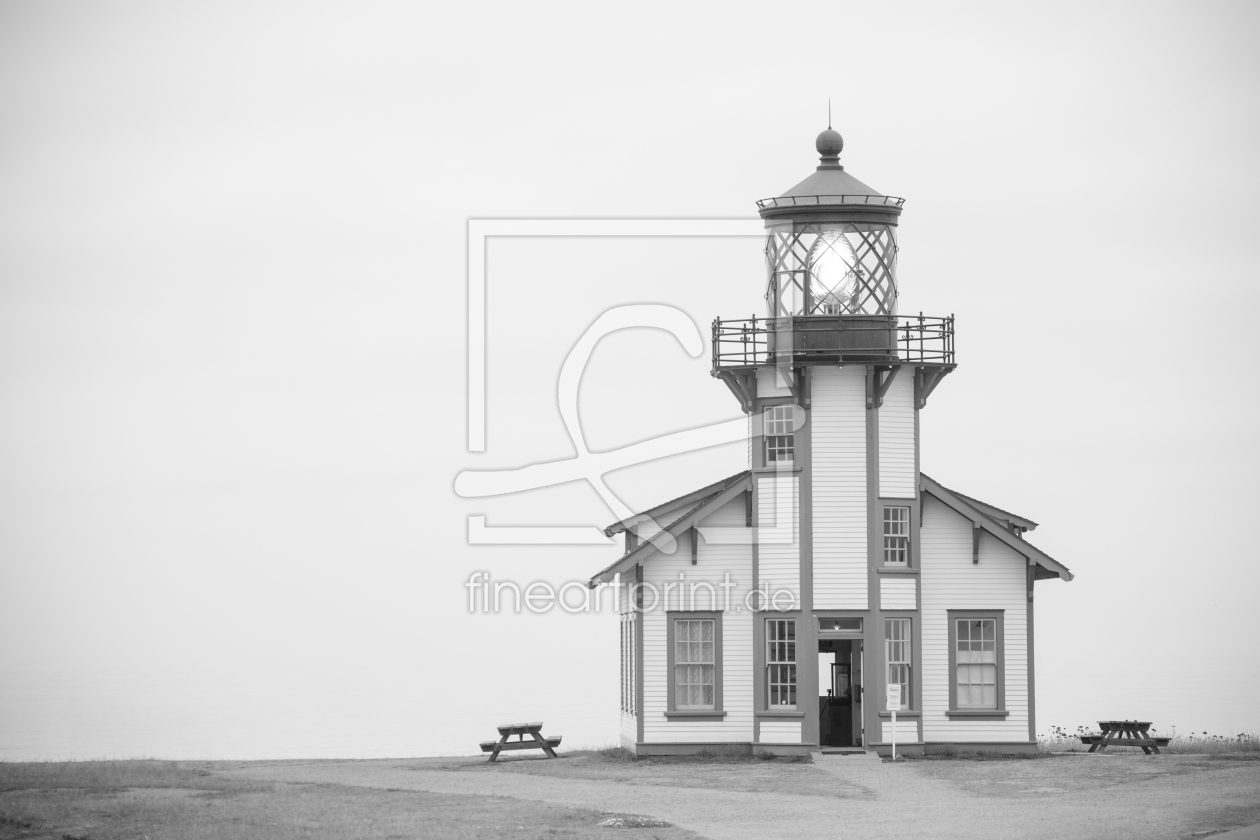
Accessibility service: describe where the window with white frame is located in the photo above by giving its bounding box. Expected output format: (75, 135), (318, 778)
(766, 618), (797, 708)
(763, 405), (794, 464)
(885, 618), (911, 710)
(674, 619), (715, 709)
(955, 618), (997, 709)
(883, 506), (909, 565)
(620, 613), (635, 714)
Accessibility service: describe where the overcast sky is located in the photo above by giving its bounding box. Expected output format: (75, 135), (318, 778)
(2, 1), (1258, 760)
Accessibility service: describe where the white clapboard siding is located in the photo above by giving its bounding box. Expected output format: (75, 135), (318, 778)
(642, 497), (754, 744)
(880, 718), (920, 743)
(757, 367), (793, 398)
(811, 367), (868, 609)
(620, 712), (637, 748)
(878, 371), (916, 498)
(880, 576), (917, 610)
(756, 474), (799, 601)
(920, 494), (1030, 742)
(758, 720), (802, 744)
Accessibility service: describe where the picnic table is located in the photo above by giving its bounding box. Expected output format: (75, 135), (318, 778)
(479, 721), (562, 762)
(1079, 720), (1170, 755)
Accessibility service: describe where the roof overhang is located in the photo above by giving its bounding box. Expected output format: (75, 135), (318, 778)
(588, 472), (752, 588)
(920, 474), (1073, 582)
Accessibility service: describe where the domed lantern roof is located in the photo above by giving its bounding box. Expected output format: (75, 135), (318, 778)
(757, 127), (904, 222)
(758, 127), (904, 317)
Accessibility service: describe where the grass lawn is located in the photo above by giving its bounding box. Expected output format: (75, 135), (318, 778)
(0, 760), (701, 840)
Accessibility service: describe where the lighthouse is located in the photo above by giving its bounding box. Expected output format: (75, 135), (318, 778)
(591, 126), (1072, 757)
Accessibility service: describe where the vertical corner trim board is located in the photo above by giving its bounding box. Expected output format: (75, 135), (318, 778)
(757, 473), (800, 598)
(879, 576), (917, 610)
(878, 370), (917, 498)
(810, 367), (868, 609)
(758, 720), (803, 744)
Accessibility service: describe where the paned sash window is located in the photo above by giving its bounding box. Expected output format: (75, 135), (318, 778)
(766, 618), (797, 707)
(883, 506), (910, 565)
(764, 405), (794, 464)
(885, 618), (911, 710)
(674, 619), (715, 709)
(956, 618), (997, 708)
(620, 613), (636, 714)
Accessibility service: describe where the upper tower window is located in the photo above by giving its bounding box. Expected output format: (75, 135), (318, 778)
(764, 405), (794, 464)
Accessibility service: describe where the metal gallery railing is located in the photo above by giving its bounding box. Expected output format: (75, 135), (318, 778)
(711, 313), (955, 370)
(755, 194), (906, 210)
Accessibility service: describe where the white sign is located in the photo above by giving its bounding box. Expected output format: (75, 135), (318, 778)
(886, 684), (902, 709)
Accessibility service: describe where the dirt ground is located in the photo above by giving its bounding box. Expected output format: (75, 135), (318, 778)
(224, 751), (1260, 840)
(2, 751), (1258, 840)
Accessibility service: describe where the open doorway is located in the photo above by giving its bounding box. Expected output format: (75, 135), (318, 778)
(818, 638), (863, 747)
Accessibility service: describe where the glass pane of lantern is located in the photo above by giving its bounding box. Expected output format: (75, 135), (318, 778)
(807, 230), (861, 315)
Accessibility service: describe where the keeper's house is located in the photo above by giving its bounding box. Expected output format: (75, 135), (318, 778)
(588, 126), (1072, 757)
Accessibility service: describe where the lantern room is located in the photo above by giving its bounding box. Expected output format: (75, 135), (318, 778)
(757, 127), (904, 318)
(710, 126), (956, 413)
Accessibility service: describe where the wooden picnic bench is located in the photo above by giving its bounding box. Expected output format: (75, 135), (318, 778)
(479, 721), (562, 762)
(1079, 720), (1170, 755)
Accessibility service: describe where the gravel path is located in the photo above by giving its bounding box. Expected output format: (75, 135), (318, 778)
(221, 753), (1260, 840)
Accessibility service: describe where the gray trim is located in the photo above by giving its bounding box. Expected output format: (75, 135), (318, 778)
(664, 711), (728, 721)
(635, 572), (644, 744)
(876, 568), (919, 575)
(946, 609), (1006, 716)
(876, 710), (921, 718)
(864, 365), (886, 744)
(665, 610), (724, 715)
(1027, 560), (1037, 742)
(635, 742), (751, 757)
(797, 379), (816, 747)
(751, 465), (803, 473)
(947, 710), (1010, 719)
(923, 741), (1036, 755)
(756, 709), (807, 718)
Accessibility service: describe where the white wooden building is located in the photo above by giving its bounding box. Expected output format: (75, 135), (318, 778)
(589, 126), (1072, 757)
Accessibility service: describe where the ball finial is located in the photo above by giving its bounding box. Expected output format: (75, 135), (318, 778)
(816, 127), (844, 157)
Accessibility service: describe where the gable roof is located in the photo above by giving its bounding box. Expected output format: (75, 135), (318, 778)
(588, 469), (1073, 587)
(949, 489), (1039, 534)
(602, 470), (748, 537)
(921, 474), (1073, 581)
(588, 471), (751, 587)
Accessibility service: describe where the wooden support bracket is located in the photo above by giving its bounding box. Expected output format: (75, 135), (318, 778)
(914, 367), (949, 409)
(973, 522), (981, 564)
(872, 366), (900, 408)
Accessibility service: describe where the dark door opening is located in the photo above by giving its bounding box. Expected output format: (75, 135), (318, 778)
(818, 639), (863, 747)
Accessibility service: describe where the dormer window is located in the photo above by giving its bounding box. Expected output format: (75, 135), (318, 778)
(764, 405), (794, 464)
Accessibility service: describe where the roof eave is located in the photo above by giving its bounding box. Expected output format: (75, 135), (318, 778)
(589, 474), (752, 587)
(920, 474), (1073, 582)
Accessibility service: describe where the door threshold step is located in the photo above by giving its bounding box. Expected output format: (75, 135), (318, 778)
(819, 748), (868, 755)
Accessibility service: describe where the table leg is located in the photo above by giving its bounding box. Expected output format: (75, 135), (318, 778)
(530, 729), (558, 758)
(488, 731), (511, 763)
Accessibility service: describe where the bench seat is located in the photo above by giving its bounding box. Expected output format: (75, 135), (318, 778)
(1079, 735), (1170, 747)
(480, 736), (562, 753)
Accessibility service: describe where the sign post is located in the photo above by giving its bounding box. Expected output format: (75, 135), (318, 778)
(886, 684), (901, 761)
